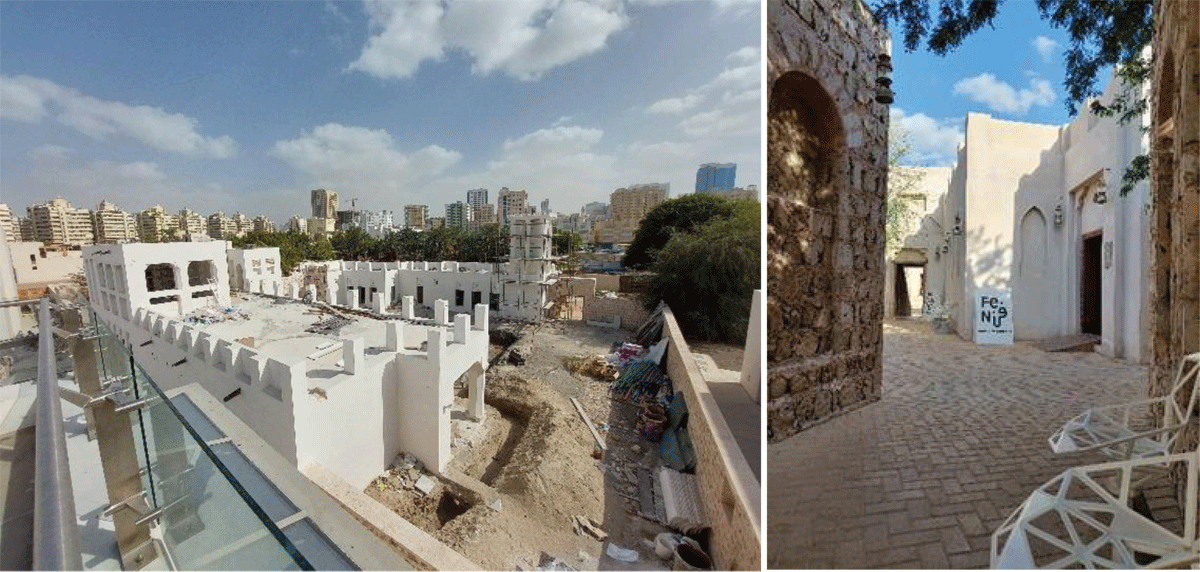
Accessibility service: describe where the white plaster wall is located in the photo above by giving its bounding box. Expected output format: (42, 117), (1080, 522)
(84, 242), (230, 320)
(7, 243), (83, 287)
(959, 114), (1063, 341)
(0, 232), (19, 338)
(227, 248), (282, 294)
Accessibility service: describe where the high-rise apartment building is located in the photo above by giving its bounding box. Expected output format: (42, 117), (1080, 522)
(311, 189), (339, 219)
(540, 199), (550, 215)
(497, 188), (528, 226)
(137, 205), (180, 242)
(207, 212), (238, 239)
(91, 201), (138, 243)
(0, 203), (19, 242)
(593, 183), (670, 245)
(178, 208), (206, 239)
(253, 215), (276, 233)
(445, 201), (472, 229)
(466, 188), (488, 210)
(695, 163), (737, 192)
(467, 204), (496, 232)
(404, 205), (428, 230)
(28, 198), (95, 246)
(581, 202), (609, 218)
(426, 217), (446, 230)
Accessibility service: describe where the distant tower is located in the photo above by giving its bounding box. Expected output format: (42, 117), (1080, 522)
(311, 189), (339, 219)
(695, 163), (737, 192)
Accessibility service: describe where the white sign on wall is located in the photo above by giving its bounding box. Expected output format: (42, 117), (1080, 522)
(975, 289), (1014, 345)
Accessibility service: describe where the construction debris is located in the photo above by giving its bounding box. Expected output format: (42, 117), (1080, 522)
(563, 355), (619, 382)
(571, 397), (607, 450)
(183, 305), (248, 325)
(605, 543), (639, 563)
(414, 475), (436, 495)
(572, 515), (607, 541)
(610, 360), (667, 401)
(306, 314), (352, 335)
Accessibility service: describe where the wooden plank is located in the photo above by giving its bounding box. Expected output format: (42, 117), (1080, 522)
(570, 397), (606, 450)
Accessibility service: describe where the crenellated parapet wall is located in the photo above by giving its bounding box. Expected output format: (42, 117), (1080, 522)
(103, 293), (490, 489)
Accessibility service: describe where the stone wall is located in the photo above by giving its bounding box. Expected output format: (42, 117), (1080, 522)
(767, 0), (890, 441)
(1149, 0), (1200, 508)
(661, 306), (760, 570)
(581, 295), (651, 330)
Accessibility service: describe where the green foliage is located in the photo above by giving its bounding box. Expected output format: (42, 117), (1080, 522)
(230, 224), (515, 275)
(624, 194), (740, 269)
(886, 128), (926, 255)
(871, 0), (1153, 194)
(641, 200), (759, 344)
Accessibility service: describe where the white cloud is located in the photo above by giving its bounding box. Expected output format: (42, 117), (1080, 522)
(643, 45), (759, 139)
(726, 46), (759, 64)
(348, 0), (626, 81)
(270, 123), (462, 193)
(0, 74), (236, 158)
(28, 144), (73, 161)
(1032, 36), (1058, 64)
(952, 73), (1055, 115)
(889, 108), (964, 166)
(647, 94), (702, 114)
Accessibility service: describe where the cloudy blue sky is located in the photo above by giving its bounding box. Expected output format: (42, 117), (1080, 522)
(0, 0), (759, 223)
(886, 0), (1107, 166)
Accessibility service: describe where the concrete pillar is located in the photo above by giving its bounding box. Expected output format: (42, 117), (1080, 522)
(289, 283), (299, 299)
(740, 289), (762, 404)
(468, 365), (485, 422)
(403, 296), (415, 319)
(342, 336), (363, 374)
(272, 282), (281, 296)
(426, 328), (449, 471)
(305, 284), (317, 302)
(348, 292), (359, 310)
(474, 303), (489, 332)
(372, 293), (385, 314)
(435, 300), (449, 325)
(385, 321), (403, 351)
(454, 314), (469, 344)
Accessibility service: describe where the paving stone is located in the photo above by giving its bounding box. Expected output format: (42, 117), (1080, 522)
(768, 319), (1153, 568)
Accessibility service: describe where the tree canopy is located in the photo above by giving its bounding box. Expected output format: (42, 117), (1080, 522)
(623, 193), (743, 269)
(641, 197), (760, 343)
(230, 223), (580, 276)
(873, 0), (1153, 193)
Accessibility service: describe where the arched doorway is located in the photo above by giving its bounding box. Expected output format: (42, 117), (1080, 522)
(767, 71), (846, 363)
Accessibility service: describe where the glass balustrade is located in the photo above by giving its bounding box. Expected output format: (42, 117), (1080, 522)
(84, 307), (311, 571)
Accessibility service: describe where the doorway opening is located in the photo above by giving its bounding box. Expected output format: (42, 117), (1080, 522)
(893, 263), (926, 317)
(1081, 232), (1102, 336)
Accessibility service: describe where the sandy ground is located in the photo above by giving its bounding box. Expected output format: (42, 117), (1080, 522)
(364, 319), (680, 570)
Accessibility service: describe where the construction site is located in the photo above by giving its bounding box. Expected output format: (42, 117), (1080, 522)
(8, 216), (763, 571)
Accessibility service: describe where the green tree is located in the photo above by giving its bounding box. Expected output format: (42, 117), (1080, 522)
(873, 0), (1153, 194)
(623, 194), (739, 269)
(642, 201), (760, 343)
(886, 127), (927, 255)
(460, 224), (508, 263)
(330, 226), (376, 261)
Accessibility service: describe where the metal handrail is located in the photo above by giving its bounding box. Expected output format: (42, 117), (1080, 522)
(32, 297), (83, 571)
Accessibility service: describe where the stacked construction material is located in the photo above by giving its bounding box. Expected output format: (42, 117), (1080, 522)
(610, 360), (666, 401)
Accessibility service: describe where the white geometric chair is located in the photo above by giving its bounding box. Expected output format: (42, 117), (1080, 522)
(991, 450), (1198, 569)
(1049, 352), (1200, 462)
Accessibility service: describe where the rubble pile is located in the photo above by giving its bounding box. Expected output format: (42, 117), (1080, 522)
(183, 306), (248, 325)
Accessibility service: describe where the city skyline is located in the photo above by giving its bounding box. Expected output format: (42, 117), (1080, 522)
(0, 0), (760, 224)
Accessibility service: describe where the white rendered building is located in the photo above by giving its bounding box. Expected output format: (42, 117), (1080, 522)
(227, 246), (283, 295)
(82, 241), (490, 488)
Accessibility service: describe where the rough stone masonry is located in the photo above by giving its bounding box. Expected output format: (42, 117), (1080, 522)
(1148, 0), (1200, 509)
(767, 0), (891, 441)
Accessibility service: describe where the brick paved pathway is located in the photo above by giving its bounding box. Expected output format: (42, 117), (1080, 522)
(767, 319), (1154, 569)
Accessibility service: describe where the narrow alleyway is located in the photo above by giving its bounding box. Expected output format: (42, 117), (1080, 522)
(767, 319), (1157, 568)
